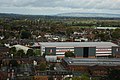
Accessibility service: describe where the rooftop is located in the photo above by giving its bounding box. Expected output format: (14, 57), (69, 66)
(13, 45), (30, 54)
(96, 27), (119, 30)
(63, 58), (120, 66)
(39, 42), (118, 48)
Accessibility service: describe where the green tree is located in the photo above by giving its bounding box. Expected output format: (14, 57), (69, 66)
(10, 47), (16, 55)
(107, 69), (120, 80)
(72, 77), (80, 80)
(66, 27), (74, 36)
(95, 32), (109, 41)
(111, 29), (120, 40)
(34, 49), (41, 56)
(65, 51), (75, 57)
(80, 73), (90, 80)
(64, 77), (71, 80)
(9, 60), (18, 67)
(39, 63), (46, 71)
(50, 64), (55, 70)
(26, 49), (34, 57)
(20, 30), (31, 39)
(16, 49), (25, 57)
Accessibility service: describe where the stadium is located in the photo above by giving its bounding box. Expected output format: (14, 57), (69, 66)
(38, 42), (120, 61)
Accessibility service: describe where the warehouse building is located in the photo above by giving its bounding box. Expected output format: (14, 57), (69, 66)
(95, 27), (119, 30)
(62, 58), (120, 76)
(39, 42), (120, 61)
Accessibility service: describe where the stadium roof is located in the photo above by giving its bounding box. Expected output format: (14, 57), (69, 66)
(39, 42), (118, 48)
(63, 58), (120, 66)
(14, 45), (30, 54)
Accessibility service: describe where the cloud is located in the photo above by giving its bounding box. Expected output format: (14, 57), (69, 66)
(0, 0), (120, 15)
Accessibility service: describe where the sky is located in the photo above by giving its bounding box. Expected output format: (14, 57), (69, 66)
(0, 0), (120, 15)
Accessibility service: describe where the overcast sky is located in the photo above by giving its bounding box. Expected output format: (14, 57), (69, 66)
(0, 0), (120, 15)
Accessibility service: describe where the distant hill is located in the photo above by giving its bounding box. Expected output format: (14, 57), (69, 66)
(0, 13), (21, 18)
(56, 13), (120, 18)
(0, 13), (55, 20)
(0, 13), (120, 20)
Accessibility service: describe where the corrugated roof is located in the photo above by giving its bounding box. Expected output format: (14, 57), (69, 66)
(39, 42), (118, 48)
(96, 27), (119, 29)
(63, 58), (120, 66)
